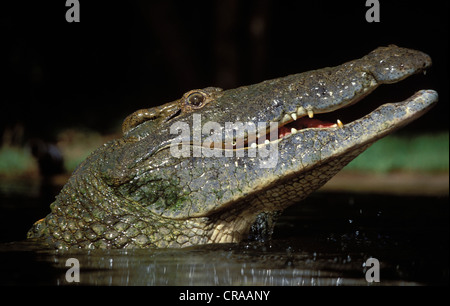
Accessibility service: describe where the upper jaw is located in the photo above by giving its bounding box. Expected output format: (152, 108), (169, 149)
(122, 46), (434, 154)
(197, 46), (433, 147)
(266, 46), (433, 132)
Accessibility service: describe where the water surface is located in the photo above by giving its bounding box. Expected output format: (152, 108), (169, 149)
(0, 182), (448, 286)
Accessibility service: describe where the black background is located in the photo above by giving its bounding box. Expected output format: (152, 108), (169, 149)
(2, 0), (448, 141)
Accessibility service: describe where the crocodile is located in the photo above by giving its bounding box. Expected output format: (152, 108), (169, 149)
(27, 45), (438, 249)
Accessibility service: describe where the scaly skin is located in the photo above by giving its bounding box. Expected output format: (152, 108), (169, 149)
(27, 45), (438, 249)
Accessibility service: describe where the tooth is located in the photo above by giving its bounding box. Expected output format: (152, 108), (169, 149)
(307, 110), (314, 118)
(264, 139), (270, 145)
(282, 114), (292, 123)
(297, 106), (306, 116)
(291, 127), (298, 134)
(423, 70), (427, 75)
(337, 119), (344, 128)
(291, 113), (297, 121)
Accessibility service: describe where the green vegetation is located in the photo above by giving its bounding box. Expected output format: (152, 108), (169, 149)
(345, 132), (449, 173)
(0, 146), (37, 177)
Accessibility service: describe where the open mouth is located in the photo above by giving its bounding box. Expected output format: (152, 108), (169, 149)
(233, 71), (432, 150)
(235, 114), (340, 150)
(278, 114), (338, 138)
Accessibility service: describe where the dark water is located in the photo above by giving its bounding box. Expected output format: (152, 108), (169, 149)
(0, 181), (448, 286)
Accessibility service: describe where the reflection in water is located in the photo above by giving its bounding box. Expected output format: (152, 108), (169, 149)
(52, 245), (360, 286)
(0, 238), (432, 286)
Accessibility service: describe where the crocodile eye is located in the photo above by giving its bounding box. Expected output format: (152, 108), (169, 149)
(187, 92), (205, 107)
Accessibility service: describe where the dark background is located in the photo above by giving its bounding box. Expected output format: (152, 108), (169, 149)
(2, 0), (448, 142)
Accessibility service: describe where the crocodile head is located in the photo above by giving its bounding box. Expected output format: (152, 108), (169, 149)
(28, 45), (438, 249)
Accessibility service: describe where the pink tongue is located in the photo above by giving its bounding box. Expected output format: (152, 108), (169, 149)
(278, 117), (335, 138)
